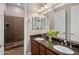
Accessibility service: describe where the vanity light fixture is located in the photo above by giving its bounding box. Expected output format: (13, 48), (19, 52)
(17, 3), (20, 6)
(38, 9), (41, 12)
(44, 5), (48, 9)
(38, 7), (44, 12)
(41, 8), (53, 14)
(38, 5), (48, 13)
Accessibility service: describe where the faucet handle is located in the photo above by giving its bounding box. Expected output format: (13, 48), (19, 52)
(70, 43), (72, 48)
(64, 40), (67, 45)
(67, 38), (73, 48)
(61, 41), (64, 45)
(67, 38), (70, 41)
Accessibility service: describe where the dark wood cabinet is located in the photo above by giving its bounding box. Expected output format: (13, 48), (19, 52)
(31, 40), (39, 55)
(46, 48), (57, 55)
(39, 45), (45, 55)
(31, 39), (58, 55)
(39, 50), (45, 55)
(31, 44), (39, 55)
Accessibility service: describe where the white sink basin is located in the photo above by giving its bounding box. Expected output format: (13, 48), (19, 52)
(53, 45), (74, 54)
(34, 38), (44, 41)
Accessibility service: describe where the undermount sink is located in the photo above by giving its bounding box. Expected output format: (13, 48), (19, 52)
(53, 45), (74, 54)
(34, 38), (44, 40)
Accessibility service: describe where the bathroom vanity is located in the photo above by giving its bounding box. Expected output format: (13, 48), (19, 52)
(31, 39), (57, 55)
(30, 35), (79, 55)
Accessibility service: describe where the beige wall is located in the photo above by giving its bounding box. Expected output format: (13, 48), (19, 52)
(24, 3), (42, 54)
(5, 5), (24, 17)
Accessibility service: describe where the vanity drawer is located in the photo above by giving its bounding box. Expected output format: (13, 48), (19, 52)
(40, 45), (45, 52)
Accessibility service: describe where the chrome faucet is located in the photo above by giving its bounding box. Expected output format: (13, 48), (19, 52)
(61, 32), (73, 46)
(41, 34), (46, 40)
(68, 38), (72, 48)
(64, 39), (67, 45)
(61, 32), (67, 45)
(67, 33), (74, 48)
(61, 32), (74, 48)
(61, 39), (67, 45)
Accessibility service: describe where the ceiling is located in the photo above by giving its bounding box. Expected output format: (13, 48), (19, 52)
(6, 3), (46, 10)
(6, 3), (25, 9)
(6, 3), (59, 10)
(6, 3), (60, 15)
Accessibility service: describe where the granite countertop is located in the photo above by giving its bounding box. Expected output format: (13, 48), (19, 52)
(30, 35), (79, 55)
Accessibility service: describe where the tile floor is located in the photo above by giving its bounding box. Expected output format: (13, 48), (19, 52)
(4, 46), (24, 55)
(4, 40), (24, 55)
(5, 40), (23, 50)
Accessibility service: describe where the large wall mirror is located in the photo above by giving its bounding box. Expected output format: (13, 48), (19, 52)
(41, 18), (46, 30)
(53, 9), (66, 39)
(32, 16), (46, 30)
(71, 5), (79, 42)
(32, 17), (41, 30)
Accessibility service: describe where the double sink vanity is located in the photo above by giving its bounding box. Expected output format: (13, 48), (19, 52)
(31, 34), (79, 55)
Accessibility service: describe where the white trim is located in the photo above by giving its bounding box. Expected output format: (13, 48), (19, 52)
(26, 52), (31, 55)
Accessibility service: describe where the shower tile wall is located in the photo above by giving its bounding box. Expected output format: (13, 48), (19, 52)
(4, 15), (24, 44)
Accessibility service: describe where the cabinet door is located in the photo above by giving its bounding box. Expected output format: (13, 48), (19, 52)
(39, 45), (45, 55)
(39, 50), (45, 55)
(46, 48), (57, 55)
(31, 44), (39, 55)
(31, 40), (39, 55)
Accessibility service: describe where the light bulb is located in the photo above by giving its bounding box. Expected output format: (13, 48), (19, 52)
(17, 3), (20, 6)
(44, 5), (48, 9)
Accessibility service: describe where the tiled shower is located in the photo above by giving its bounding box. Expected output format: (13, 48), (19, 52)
(4, 15), (24, 55)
